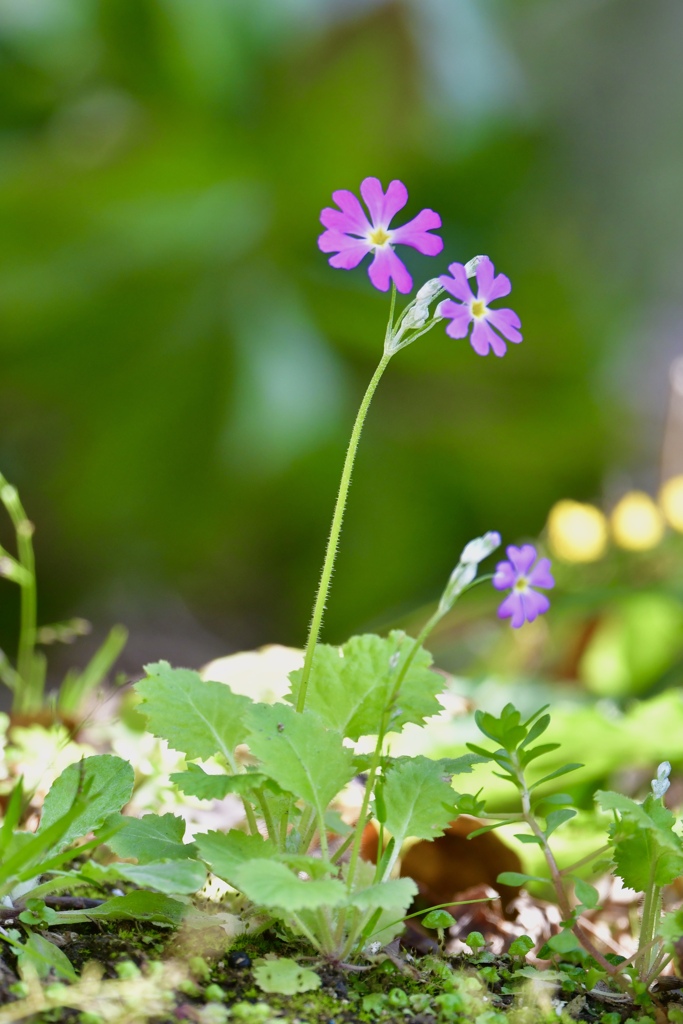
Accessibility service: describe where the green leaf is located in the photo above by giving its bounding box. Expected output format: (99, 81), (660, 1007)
(136, 661), (252, 761)
(245, 703), (355, 821)
(286, 632), (442, 740)
(596, 790), (683, 891)
(422, 909), (454, 929)
(519, 743), (561, 768)
(466, 821), (512, 839)
(84, 858), (207, 895)
(170, 764), (277, 801)
(195, 830), (276, 885)
(519, 714), (551, 749)
(0, 778), (24, 857)
(509, 935), (535, 957)
(347, 878), (418, 912)
(17, 931), (77, 982)
(546, 930), (580, 954)
(573, 878), (600, 909)
(392, 754), (485, 778)
(514, 834), (544, 846)
(104, 813), (195, 863)
(51, 891), (185, 927)
(253, 958), (321, 995)
(529, 763), (583, 791)
(231, 859), (346, 912)
(496, 872), (547, 886)
(381, 756), (458, 848)
(544, 808), (576, 837)
(38, 755), (134, 850)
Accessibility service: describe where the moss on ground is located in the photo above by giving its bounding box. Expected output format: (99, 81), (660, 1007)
(1, 922), (681, 1024)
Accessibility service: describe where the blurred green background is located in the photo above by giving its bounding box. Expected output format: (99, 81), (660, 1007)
(0, 0), (681, 675)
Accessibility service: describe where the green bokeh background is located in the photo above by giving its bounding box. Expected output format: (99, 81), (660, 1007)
(0, 0), (680, 672)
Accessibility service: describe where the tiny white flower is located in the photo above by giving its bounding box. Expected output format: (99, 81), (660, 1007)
(365, 941), (382, 956)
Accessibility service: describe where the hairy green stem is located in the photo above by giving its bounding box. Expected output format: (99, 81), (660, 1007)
(296, 349), (392, 713)
(243, 800), (259, 836)
(256, 791), (278, 846)
(636, 869), (661, 979)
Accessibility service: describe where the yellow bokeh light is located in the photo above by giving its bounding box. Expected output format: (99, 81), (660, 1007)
(659, 475), (683, 532)
(547, 499), (608, 562)
(611, 491), (665, 551)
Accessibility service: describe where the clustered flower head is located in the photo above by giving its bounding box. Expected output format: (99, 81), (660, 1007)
(493, 545), (555, 628)
(318, 177), (521, 357)
(318, 177), (443, 295)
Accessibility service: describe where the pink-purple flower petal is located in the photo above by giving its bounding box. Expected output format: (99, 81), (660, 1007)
(368, 246), (412, 294)
(475, 258), (512, 303)
(329, 189), (372, 235)
(528, 557), (554, 589)
(492, 562), (516, 590)
(360, 177), (408, 226)
(471, 319), (507, 357)
(438, 257), (521, 358)
(507, 545), (537, 575)
(391, 209), (444, 255)
(439, 263), (474, 303)
(318, 178), (442, 293)
(493, 544), (554, 629)
(498, 592), (526, 629)
(486, 308), (522, 344)
(441, 301), (472, 339)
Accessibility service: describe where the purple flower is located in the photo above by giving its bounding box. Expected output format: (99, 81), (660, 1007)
(318, 178), (443, 295)
(438, 257), (522, 357)
(493, 545), (554, 628)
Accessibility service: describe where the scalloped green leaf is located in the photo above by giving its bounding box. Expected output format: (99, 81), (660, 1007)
(195, 830), (276, 885)
(245, 703), (355, 820)
(286, 632), (442, 740)
(136, 661), (252, 761)
(232, 859), (346, 912)
(104, 813), (195, 863)
(170, 764), (278, 801)
(382, 756), (458, 847)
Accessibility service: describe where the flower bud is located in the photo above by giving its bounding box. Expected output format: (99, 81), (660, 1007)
(438, 530), (502, 616)
(651, 761), (671, 799)
(461, 531), (501, 565)
(464, 254), (488, 278)
(415, 278), (442, 304)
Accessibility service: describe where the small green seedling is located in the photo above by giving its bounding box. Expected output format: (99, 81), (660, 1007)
(422, 908), (455, 951)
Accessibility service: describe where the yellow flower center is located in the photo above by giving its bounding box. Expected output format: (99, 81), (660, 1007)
(369, 226), (391, 247)
(514, 577), (529, 592)
(471, 299), (487, 318)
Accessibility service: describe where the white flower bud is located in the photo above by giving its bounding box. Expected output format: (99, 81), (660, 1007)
(461, 531), (502, 565)
(438, 530), (502, 616)
(651, 761), (671, 799)
(415, 278), (442, 304)
(464, 254), (488, 278)
(401, 305), (429, 330)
